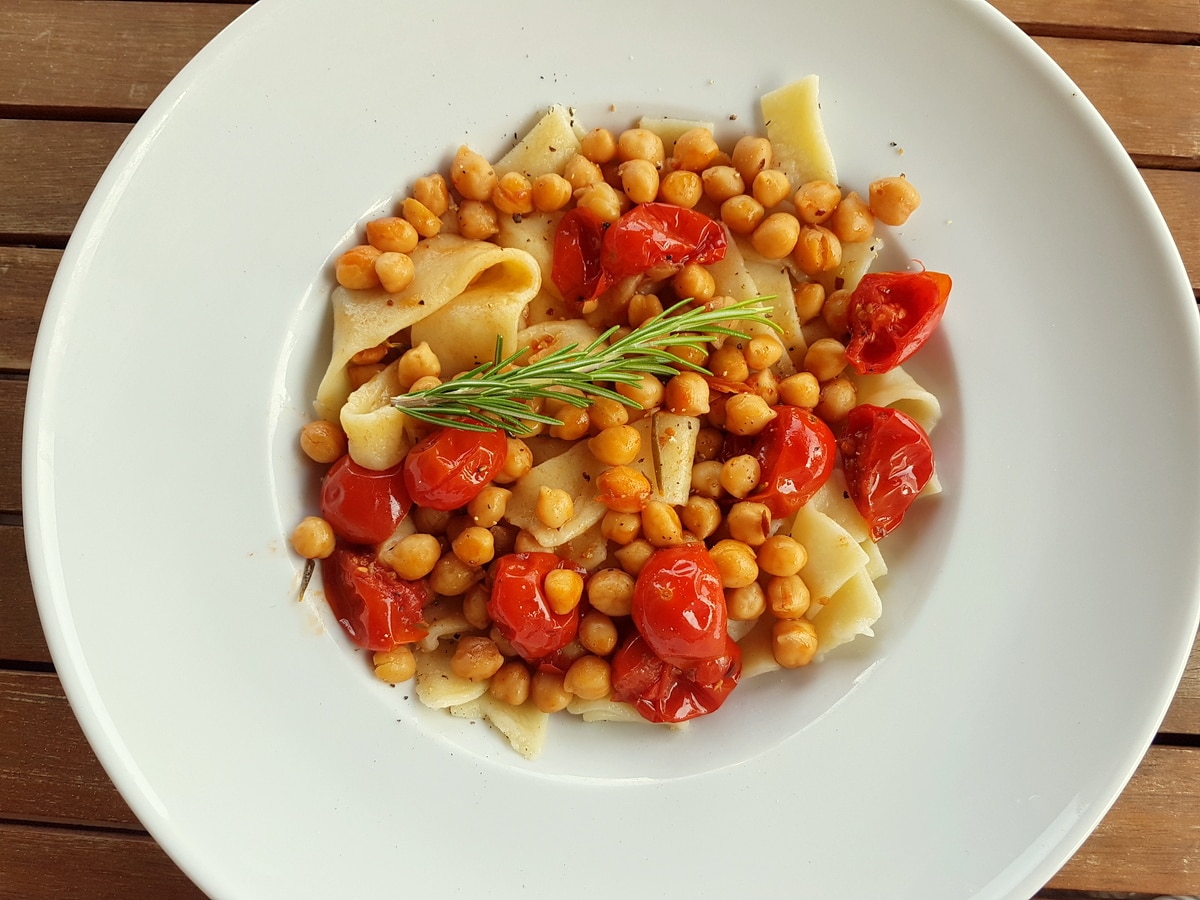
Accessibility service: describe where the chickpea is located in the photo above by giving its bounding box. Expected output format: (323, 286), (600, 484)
(513, 529), (545, 553)
(744, 336), (784, 372)
(536, 486), (574, 529)
(589, 424), (642, 466)
(815, 376), (857, 423)
(336, 245), (382, 290)
(726, 582), (767, 621)
(726, 500), (772, 546)
(868, 176), (921, 226)
(667, 342), (710, 372)
(772, 618), (819, 667)
(451, 635), (505, 681)
(804, 338), (849, 382)
(600, 509), (641, 545)
(701, 165), (745, 203)
(489, 627), (520, 659)
(658, 169), (703, 208)
(375, 251), (415, 294)
(492, 171), (534, 216)
(794, 281), (826, 324)
(373, 645), (417, 684)
(489, 524), (518, 558)
(619, 158), (660, 205)
(575, 181), (625, 223)
(690, 460), (726, 499)
(767, 573), (811, 618)
(402, 197), (441, 239)
(720, 194), (766, 234)
(580, 128), (618, 163)
(720, 454), (762, 499)
(673, 127), (721, 171)
(588, 397), (630, 432)
(563, 655), (612, 700)
(613, 539), (655, 576)
(794, 224), (843, 276)
(758, 535), (808, 578)
(468, 485), (511, 528)
(451, 525), (495, 567)
(830, 191), (874, 244)
(680, 495), (721, 540)
(672, 264), (716, 303)
(579, 610), (619, 656)
(793, 180), (842, 224)
(396, 341), (441, 389)
(489, 660), (531, 706)
(617, 128), (665, 167)
(456, 199), (500, 240)
(563, 154), (604, 191)
(724, 392), (777, 436)
(531, 173), (573, 212)
(708, 342), (750, 382)
(586, 568), (636, 617)
(299, 419), (347, 464)
(381, 532), (441, 580)
(548, 404), (591, 441)
(450, 145), (497, 201)
(693, 427), (724, 462)
(462, 584), (492, 630)
(751, 169), (792, 209)
(615, 373), (664, 410)
(531, 670), (573, 712)
(664, 371), (711, 416)
(729, 136), (772, 183)
(822, 288), (853, 336)
(627, 292), (664, 328)
(642, 500), (684, 547)
(413, 173), (450, 217)
(595, 465), (652, 513)
(709, 539), (759, 588)
(493, 438), (533, 484)
(366, 216), (419, 254)
(291, 516), (335, 559)
(412, 506), (451, 534)
(750, 212), (801, 260)
(429, 552), (482, 596)
(544, 568), (584, 615)
(778, 371), (821, 408)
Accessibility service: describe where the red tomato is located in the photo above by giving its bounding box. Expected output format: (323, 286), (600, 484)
(749, 406), (837, 518)
(840, 404), (935, 540)
(487, 552), (585, 661)
(320, 455), (412, 545)
(550, 202), (728, 302)
(632, 545), (727, 668)
(611, 633), (741, 724)
(402, 426), (508, 511)
(319, 544), (430, 650)
(845, 270), (951, 374)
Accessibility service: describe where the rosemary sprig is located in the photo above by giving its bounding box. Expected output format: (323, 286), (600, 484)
(390, 296), (780, 435)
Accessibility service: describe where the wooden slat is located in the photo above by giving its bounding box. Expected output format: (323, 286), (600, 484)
(0, 379), (23, 514)
(0, 247), (57, 371)
(1163, 630), (1200, 735)
(993, 0), (1200, 43)
(1144, 169), (1200, 294)
(1046, 745), (1200, 895)
(0, 0), (246, 117)
(0, 822), (204, 900)
(0, 525), (49, 665)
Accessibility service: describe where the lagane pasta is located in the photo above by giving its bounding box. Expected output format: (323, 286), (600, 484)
(290, 76), (949, 758)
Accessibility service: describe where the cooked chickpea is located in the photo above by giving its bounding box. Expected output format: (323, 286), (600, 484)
(680, 495), (721, 540)
(531, 670), (573, 712)
(347, 363), (385, 390)
(513, 528), (545, 553)
(744, 336), (784, 372)
(548, 404), (591, 441)
(830, 191), (874, 244)
(690, 460), (726, 499)
(381, 532), (441, 580)
(868, 175), (921, 225)
(589, 424), (642, 466)
(489, 660), (531, 706)
(672, 127), (720, 171)
(563, 154), (604, 191)
(659, 169), (703, 208)
(450, 145), (497, 201)
(300, 419), (347, 463)
(613, 539), (655, 576)
(544, 568), (584, 615)
(396, 341), (441, 389)
(731, 135), (773, 184)
(726, 582), (767, 621)
(822, 288), (853, 335)
(724, 392), (777, 436)
(794, 281), (826, 324)
(618, 159), (660, 205)
(693, 427), (723, 462)
(664, 371), (711, 416)
(778, 371), (821, 408)
(709, 539), (759, 588)
(726, 501), (772, 546)
(536, 486), (574, 529)
(758, 535), (808, 578)
(804, 338), (849, 382)
(587, 396), (629, 432)
(793, 180), (842, 224)
(290, 516), (335, 559)
(575, 181), (625, 223)
(750, 211), (801, 260)
(456, 199), (500, 240)
(586, 568), (636, 617)
(579, 611), (619, 656)
(412, 506), (451, 534)
(580, 128), (618, 163)
(672, 263), (716, 303)
(563, 655), (612, 700)
(641, 500), (684, 547)
(767, 573), (811, 618)
(531, 173), (573, 212)
(412, 173), (450, 217)
(450, 635), (505, 681)
(708, 342), (750, 382)
(493, 438), (533, 484)
(375, 251), (415, 294)
(373, 646), (417, 684)
(492, 171), (534, 216)
(600, 509), (641, 545)
(815, 376), (857, 423)
(451, 526), (495, 567)
(409, 372), (440, 393)
(365, 216), (419, 254)
(462, 584), (492, 630)
(615, 373), (664, 410)
(701, 165), (745, 203)
(720, 454), (762, 499)
(350, 342), (386, 366)
(402, 197), (442, 239)
(596, 465), (652, 513)
(467, 485), (511, 528)
(667, 342), (710, 372)
(627, 292), (664, 328)
(336, 245), (382, 290)
(617, 128), (665, 167)
(720, 194), (765, 235)
(772, 618), (819, 667)
(751, 169), (792, 208)
(429, 552), (481, 596)
(794, 224), (843, 276)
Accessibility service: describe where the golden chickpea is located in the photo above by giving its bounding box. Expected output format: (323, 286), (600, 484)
(365, 216), (419, 254)
(619, 158), (660, 205)
(586, 568), (636, 617)
(672, 127), (721, 171)
(793, 180), (842, 224)
(575, 181), (625, 223)
(778, 371), (821, 408)
(767, 573), (811, 618)
(642, 500), (684, 547)
(589, 424), (643, 466)
(588, 396), (630, 432)
(627, 292), (664, 328)
(667, 342), (710, 372)
(579, 610), (619, 656)
(658, 169), (703, 208)
(724, 392), (777, 436)
(830, 191), (874, 244)
(536, 486), (574, 529)
(451, 525), (495, 567)
(731, 135), (773, 184)
(772, 618), (819, 667)
(492, 171), (534, 216)
(564, 154), (604, 191)
(489, 660), (531, 706)
(412, 506), (451, 535)
(726, 582), (767, 621)
(291, 516), (335, 559)
(720, 454), (762, 499)
(373, 646), (417, 684)
(709, 539), (760, 588)
(752, 169), (792, 209)
(462, 584), (492, 630)
(720, 194), (765, 234)
(493, 438), (533, 484)
(351, 343), (385, 367)
(725, 499), (771, 547)
(794, 281), (826, 324)
(450, 146), (497, 201)
(600, 509), (641, 545)
(375, 251), (415, 294)
(513, 529), (545, 553)
(402, 197), (442, 239)
(690, 460), (726, 499)
(708, 342), (750, 382)
(701, 165), (745, 203)
(451, 635), (505, 681)
(822, 288), (853, 336)
(300, 420), (347, 464)
(758, 535), (808, 578)
(548, 404), (591, 441)
(680, 495), (721, 540)
(613, 539), (655, 576)
(544, 568), (584, 615)
(664, 371), (711, 416)
(868, 176), (921, 226)
(467, 485), (511, 528)
(347, 362), (385, 390)
(617, 128), (665, 167)
(429, 552), (482, 596)
(672, 263), (716, 303)
(804, 338), (849, 382)
(750, 211), (801, 260)
(815, 376), (857, 423)
(693, 427), (724, 462)
(616, 373), (664, 410)
(596, 465), (652, 513)
(456, 199), (500, 240)
(580, 128), (617, 163)
(396, 341), (441, 389)
(744, 336), (784, 372)
(794, 224), (843, 276)
(563, 655), (612, 700)
(381, 533), (441, 580)
(336, 245), (382, 290)
(413, 173), (450, 217)
(531, 670), (573, 712)
(531, 173), (573, 212)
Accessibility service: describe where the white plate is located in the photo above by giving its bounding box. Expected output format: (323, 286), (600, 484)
(24, 0), (1200, 897)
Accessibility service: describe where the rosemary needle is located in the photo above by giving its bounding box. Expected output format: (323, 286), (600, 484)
(390, 296), (780, 435)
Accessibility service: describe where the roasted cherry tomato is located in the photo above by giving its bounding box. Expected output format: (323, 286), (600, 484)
(402, 426), (508, 511)
(749, 405), (837, 518)
(320, 544), (430, 650)
(611, 633), (741, 724)
(487, 552), (585, 662)
(632, 545), (727, 668)
(845, 270), (951, 374)
(840, 404), (935, 540)
(550, 202), (728, 303)
(320, 455), (412, 545)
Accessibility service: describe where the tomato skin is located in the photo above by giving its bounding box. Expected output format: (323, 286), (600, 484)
(487, 553), (585, 662)
(840, 404), (935, 541)
(550, 202), (727, 303)
(632, 545), (727, 668)
(320, 455), (412, 545)
(845, 270), (951, 374)
(402, 427), (508, 511)
(320, 544), (430, 650)
(611, 633), (742, 724)
(749, 406), (837, 518)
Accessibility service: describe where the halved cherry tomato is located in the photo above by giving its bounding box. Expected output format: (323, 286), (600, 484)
(632, 545), (727, 668)
(840, 404), (935, 540)
(319, 544), (430, 650)
(845, 270), (951, 374)
(748, 405), (837, 518)
(402, 426), (508, 511)
(320, 455), (412, 545)
(611, 633), (741, 724)
(550, 202), (728, 303)
(487, 552), (585, 662)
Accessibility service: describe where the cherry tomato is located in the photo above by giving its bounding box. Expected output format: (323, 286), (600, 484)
(749, 405), (837, 518)
(320, 455), (412, 545)
(550, 202), (728, 303)
(845, 270), (951, 374)
(611, 633), (741, 724)
(840, 404), (935, 541)
(402, 426), (508, 511)
(319, 544), (430, 650)
(632, 545), (727, 668)
(487, 552), (585, 662)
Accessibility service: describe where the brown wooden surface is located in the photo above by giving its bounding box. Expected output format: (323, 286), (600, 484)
(0, 1), (1197, 898)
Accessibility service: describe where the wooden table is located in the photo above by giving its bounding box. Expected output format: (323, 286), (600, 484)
(0, 2), (1197, 897)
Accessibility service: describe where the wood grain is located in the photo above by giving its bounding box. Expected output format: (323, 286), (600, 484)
(0, 246), (56, 371)
(0, 379), (22, 514)
(993, 0), (1200, 42)
(0, 525), (48, 664)
(1163, 630), (1200, 736)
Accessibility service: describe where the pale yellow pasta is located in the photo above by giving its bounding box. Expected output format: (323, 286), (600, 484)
(649, 413), (701, 506)
(760, 74), (837, 188)
(566, 696), (644, 723)
(809, 569), (883, 655)
(496, 210), (565, 310)
(448, 694), (548, 760)
(791, 503), (871, 607)
(414, 642), (488, 709)
(340, 361), (416, 470)
(493, 105), (581, 178)
(504, 439), (612, 547)
(414, 597), (474, 653)
(848, 365), (942, 433)
(738, 246), (807, 371)
(636, 116), (716, 155)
